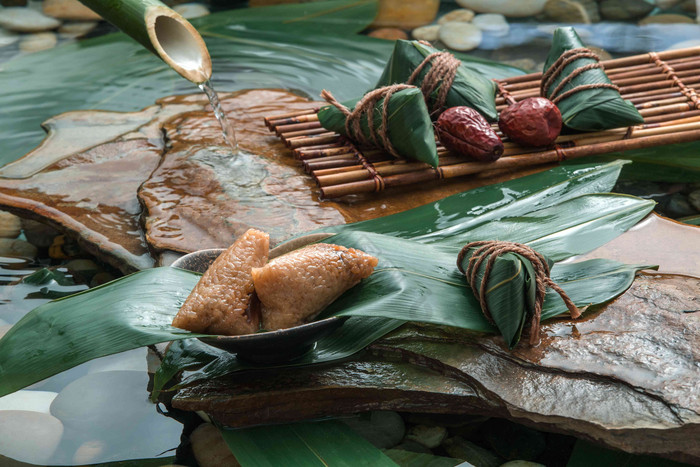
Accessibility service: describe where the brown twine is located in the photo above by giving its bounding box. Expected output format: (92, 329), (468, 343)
(457, 240), (582, 346)
(407, 51), (461, 115)
(540, 47), (620, 105)
(321, 85), (414, 159)
(495, 81), (517, 106)
(649, 51), (700, 109)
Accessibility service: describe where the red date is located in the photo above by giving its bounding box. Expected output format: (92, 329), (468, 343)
(435, 107), (504, 162)
(498, 97), (562, 147)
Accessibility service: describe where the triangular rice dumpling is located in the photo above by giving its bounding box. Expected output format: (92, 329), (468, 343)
(376, 40), (498, 121)
(317, 86), (440, 167)
(542, 27), (644, 131)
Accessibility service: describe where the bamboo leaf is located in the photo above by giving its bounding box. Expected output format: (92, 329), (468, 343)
(219, 420), (398, 467)
(383, 449), (463, 467)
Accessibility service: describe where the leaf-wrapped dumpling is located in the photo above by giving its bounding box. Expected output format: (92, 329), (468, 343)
(542, 27), (644, 131)
(376, 40), (498, 121)
(318, 85), (439, 167)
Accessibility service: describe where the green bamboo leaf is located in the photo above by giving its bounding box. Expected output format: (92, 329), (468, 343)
(219, 420), (398, 467)
(679, 214), (700, 226)
(318, 87), (439, 166)
(376, 40), (498, 121)
(543, 27), (643, 131)
(383, 449), (464, 467)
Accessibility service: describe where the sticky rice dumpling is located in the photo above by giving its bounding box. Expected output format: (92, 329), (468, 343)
(542, 27), (643, 131)
(172, 229), (269, 335)
(252, 243), (378, 331)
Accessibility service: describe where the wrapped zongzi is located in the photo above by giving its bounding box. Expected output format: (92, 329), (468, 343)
(542, 27), (643, 131)
(318, 85), (439, 167)
(376, 40), (498, 121)
(457, 240), (580, 348)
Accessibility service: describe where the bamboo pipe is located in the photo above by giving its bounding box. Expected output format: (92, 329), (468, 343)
(79, 0), (211, 83)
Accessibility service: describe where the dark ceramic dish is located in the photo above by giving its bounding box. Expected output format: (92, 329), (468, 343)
(170, 233), (346, 364)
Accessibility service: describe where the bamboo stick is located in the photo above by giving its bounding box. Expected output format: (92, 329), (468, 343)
(264, 108), (317, 128)
(281, 127), (328, 139)
(288, 134), (339, 149)
(295, 146), (353, 160)
(275, 121), (322, 135)
(79, 0), (211, 83)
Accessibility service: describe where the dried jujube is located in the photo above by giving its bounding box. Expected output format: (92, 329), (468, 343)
(498, 97), (562, 147)
(435, 107), (504, 162)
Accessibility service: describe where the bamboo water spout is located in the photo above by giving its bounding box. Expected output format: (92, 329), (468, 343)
(78, 0), (212, 84)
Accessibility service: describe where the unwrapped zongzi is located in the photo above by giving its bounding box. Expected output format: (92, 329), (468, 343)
(318, 85), (439, 167)
(542, 27), (643, 131)
(376, 40), (498, 121)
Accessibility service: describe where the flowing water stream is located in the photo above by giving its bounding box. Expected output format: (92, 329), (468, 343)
(198, 80), (239, 152)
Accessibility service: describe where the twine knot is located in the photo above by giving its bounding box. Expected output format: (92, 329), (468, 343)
(407, 50), (461, 116)
(321, 85), (415, 159)
(540, 47), (620, 105)
(457, 240), (582, 346)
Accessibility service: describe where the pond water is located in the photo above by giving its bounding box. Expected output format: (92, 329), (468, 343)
(0, 1), (699, 465)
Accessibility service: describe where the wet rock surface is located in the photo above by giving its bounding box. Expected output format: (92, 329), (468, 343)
(171, 272), (700, 464)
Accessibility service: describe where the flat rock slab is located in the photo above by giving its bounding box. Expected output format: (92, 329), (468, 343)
(172, 273), (700, 464)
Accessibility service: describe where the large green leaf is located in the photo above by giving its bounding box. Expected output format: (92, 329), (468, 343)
(0, 162), (655, 398)
(0, 0), (521, 167)
(219, 420), (398, 467)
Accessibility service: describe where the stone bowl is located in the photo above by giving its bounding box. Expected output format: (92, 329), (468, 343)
(170, 233), (347, 364)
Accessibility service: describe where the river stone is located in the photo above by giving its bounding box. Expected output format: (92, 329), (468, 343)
(472, 14), (510, 36)
(412, 24), (441, 41)
(57, 20), (97, 38)
(341, 411), (405, 449)
(542, 0), (591, 23)
(456, 0), (547, 17)
(87, 347), (147, 374)
(599, 0), (654, 20)
(0, 28), (20, 47)
(666, 38), (700, 50)
(190, 423), (240, 467)
(405, 424), (448, 449)
(438, 8), (476, 24)
(500, 462), (545, 467)
(0, 390), (57, 413)
(392, 439), (433, 454)
(0, 211), (21, 239)
(688, 189), (700, 211)
(71, 439), (108, 465)
(664, 193), (697, 217)
(19, 32), (57, 53)
(0, 7), (61, 32)
(172, 2), (210, 19)
(442, 436), (502, 467)
(42, 0), (101, 20)
(368, 28), (409, 41)
(20, 219), (59, 248)
(587, 45), (612, 61)
(0, 411), (63, 465)
(371, 0), (440, 29)
(0, 238), (37, 258)
(639, 13), (695, 24)
(439, 22), (482, 51)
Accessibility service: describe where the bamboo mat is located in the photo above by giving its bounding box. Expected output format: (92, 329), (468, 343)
(265, 46), (700, 198)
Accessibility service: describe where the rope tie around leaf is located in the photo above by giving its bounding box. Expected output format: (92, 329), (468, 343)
(406, 48), (461, 116)
(540, 47), (620, 105)
(457, 240), (582, 345)
(321, 85), (415, 159)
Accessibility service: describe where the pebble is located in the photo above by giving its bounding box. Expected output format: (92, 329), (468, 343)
(456, 0), (547, 17)
(173, 2), (210, 19)
(412, 24), (441, 41)
(87, 347), (147, 374)
(439, 22), (483, 51)
(372, 0), (440, 29)
(0, 238), (38, 258)
(190, 423), (239, 467)
(21, 218), (60, 248)
(19, 32), (58, 53)
(72, 439), (108, 465)
(599, 0), (654, 21)
(0, 7), (61, 33)
(405, 424), (448, 449)
(502, 58), (537, 71)
(442, 436), (502, 467)
(472, 14), (510, 36)
(367, 27), (409, 41)
(341, 411), (405, 449)
(392, 439), (433, 454)
(639, 13), (695, 24)
(666, 39), (700, 50)
(500, 461), (546, 467)
(664, 193), (698, 218)
(438, 8), (476, 24)
(65, 258), (100, 283)
(0, 390), (57, 413)
(0, 410), (64, 465)
(0, 28), (20, 48)
(42, 0), (101, 20)
(588, 45), (613, 61)
(57, 20), (98, 38)
(89, 271), (116, 288)
(0, 211), (21, 239)
(689, 190), (700, 211)
(654, 0), (682, 7)
(542, 0), (591, 23)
